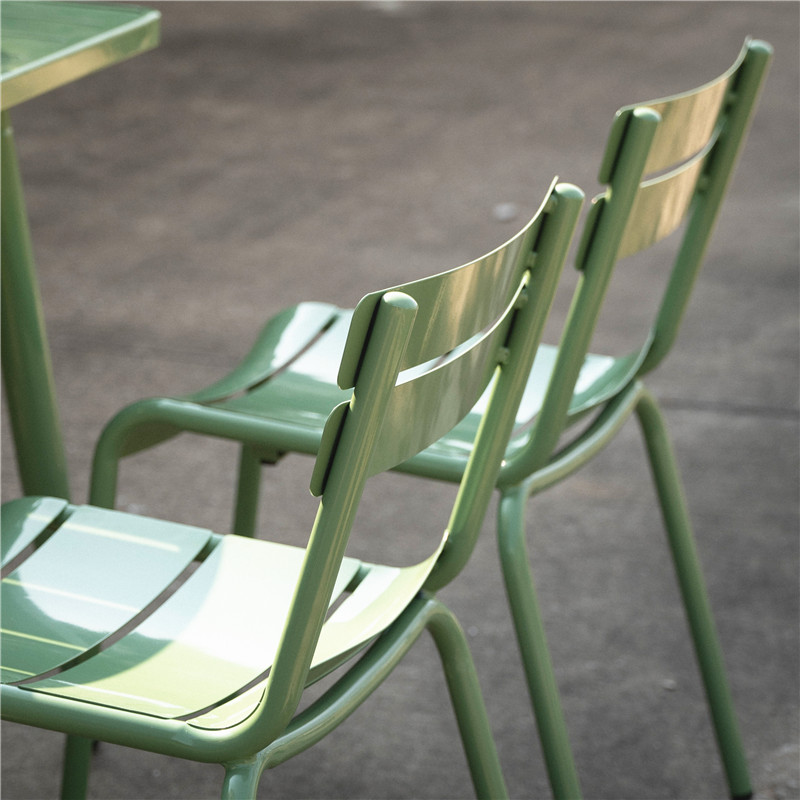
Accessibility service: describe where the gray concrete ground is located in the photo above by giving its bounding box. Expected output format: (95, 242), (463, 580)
(1, 2), (798, 799)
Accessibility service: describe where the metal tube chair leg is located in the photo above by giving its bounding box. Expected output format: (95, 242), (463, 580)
(61, 736), (92, 800)
(221, 757), (267, 800)
(493, 389), (645, 800)
(257, 594), (509, 796)
(635, 390), (752, 800)
(5, 109), (93, 800)
(497, 486), (582, 800)
(232, 445), (265, 537)
(217, 596), (507, 800)
(426, 597), (509, 800)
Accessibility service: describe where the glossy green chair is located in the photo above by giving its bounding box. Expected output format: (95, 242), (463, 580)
(1, 180), (583, 800)
(87, 39), (772, 800)
(488, 39), (772, 800)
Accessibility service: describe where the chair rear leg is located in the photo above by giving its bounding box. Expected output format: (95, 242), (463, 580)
(232, 445), (263, 537)
(425, 598), (508, 800)
(635, 390), (752, 800)
(221, 756), (267, 800)
(60, 735), (92, 800)
(497, 486), (583, 800)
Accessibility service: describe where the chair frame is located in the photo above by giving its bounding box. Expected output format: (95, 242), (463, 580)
(479, 39), (772, 800)
(2, 181), (584, 800)
(70, 38), (770, 800)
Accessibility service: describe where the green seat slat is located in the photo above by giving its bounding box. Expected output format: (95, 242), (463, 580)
(27, 535), (362, 719)
(0, 630), (84, 684)
(1, 497), (68, 568)
(218, 318), (626, 469)
(1, 506), (211, 680)
(222, 311), (351, 428)
(191, 543), (445, 730)
(188, 303), (341, 404)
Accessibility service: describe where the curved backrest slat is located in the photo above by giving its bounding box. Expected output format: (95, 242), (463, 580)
(616, 138), (712, 260)
(639, 76), (730, 175)
(366, 278), (526, 478)
(502, 38), (772, 488)
(336, 188), (552, 388)
(598, 43), (744, 184)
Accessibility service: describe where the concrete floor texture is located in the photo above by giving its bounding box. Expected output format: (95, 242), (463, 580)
(1, 2), (798, 799)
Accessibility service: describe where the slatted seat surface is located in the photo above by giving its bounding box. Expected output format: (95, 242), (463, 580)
(1, 499), (442, 728)
(1, 500), (212, 683)
(1, 496), (69, 567)
(176, 301), (639, 470)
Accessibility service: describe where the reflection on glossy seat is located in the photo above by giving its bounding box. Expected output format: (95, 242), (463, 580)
(1, 181), (583, 799)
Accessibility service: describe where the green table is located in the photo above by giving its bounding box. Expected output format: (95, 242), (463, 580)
(1, 2), (160, 500)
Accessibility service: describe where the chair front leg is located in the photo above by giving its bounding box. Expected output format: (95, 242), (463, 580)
(497, 485), (582, 800)
(635, 389), (752, 800)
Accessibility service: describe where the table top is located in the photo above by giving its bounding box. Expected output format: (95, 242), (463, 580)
(1, 1), (160, 110)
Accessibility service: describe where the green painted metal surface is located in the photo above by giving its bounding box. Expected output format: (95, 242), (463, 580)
(24, 534), (359, 719)
(0, 1), (160, 110)
(77, 38), (772, 800)
(1, 1), (161, 509)
(498, 39), (772, 800)
(1, 178), (583, 798)
(1, 112), (71, 499)
(2, 27), (771, 799)
(0, 496), (68, 567)
(1, 502), (211, 682)
(616, 141), (711, 260)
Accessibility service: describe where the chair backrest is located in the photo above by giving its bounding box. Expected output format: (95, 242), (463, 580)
(503, 39), (772, 480)
(255, 179), (583, 740)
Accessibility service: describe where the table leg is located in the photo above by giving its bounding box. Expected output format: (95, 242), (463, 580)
(1, 110), (70, 499)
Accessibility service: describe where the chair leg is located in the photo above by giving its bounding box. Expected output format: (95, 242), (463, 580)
(221, 756), (266, 800)
(497, 486), (583, 800)
(232, 445), (263, 537)
(425, 599), (508, 800)
(60, 735), (92, 800)
(89, 428), (122, 508)
(635, 390), (752, 800)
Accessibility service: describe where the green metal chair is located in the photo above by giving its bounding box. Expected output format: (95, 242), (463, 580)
(1, 180), (583, 800)
(87, 39), (772, 800)
(486, 39), (773, 800)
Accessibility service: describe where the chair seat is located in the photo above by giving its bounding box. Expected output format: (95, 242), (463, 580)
(1, 497), (441, 731)
(182, 301), (646, 473)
